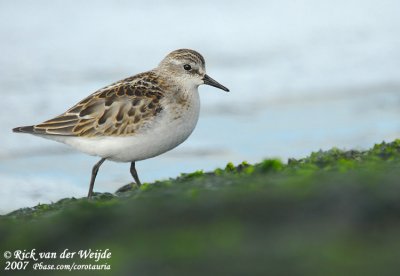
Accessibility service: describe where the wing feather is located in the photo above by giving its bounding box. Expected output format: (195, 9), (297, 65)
(31, 71), (165, 137)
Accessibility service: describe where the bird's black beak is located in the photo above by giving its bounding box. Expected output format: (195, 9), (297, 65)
(203, 74), (230, 92)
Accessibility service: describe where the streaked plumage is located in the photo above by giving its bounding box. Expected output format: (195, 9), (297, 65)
(13, 49), (229, 198)
(19, 71), (166, 137)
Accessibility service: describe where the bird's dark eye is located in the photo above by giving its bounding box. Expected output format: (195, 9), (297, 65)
(183, 64), (192, 71)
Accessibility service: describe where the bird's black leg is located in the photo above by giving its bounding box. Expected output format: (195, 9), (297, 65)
(130, 161), (142, 187)
(88, 158), (106, 199)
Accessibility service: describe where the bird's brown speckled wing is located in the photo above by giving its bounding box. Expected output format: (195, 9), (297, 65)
(32, 72), (165, 137)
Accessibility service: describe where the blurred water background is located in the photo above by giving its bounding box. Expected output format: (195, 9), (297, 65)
(0, 0), (399, 213)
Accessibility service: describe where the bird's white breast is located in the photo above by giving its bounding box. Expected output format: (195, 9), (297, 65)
(48, 89), (201, 162)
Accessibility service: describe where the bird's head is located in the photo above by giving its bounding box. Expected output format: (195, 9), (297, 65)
(157, 49), (229, 92)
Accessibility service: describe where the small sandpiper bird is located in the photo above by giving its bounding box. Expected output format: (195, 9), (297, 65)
(13, 49), (229, 198)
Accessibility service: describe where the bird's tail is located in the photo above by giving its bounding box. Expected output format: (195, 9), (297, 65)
(12, 125), (35, 134)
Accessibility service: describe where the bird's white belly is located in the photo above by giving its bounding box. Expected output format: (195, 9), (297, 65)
(49, 93), (200, 162)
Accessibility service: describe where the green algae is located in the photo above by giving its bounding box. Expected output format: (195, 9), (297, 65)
(1, 140), (400, 275)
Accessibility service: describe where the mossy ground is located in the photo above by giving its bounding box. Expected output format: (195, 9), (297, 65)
(1, 140), (400, 275)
